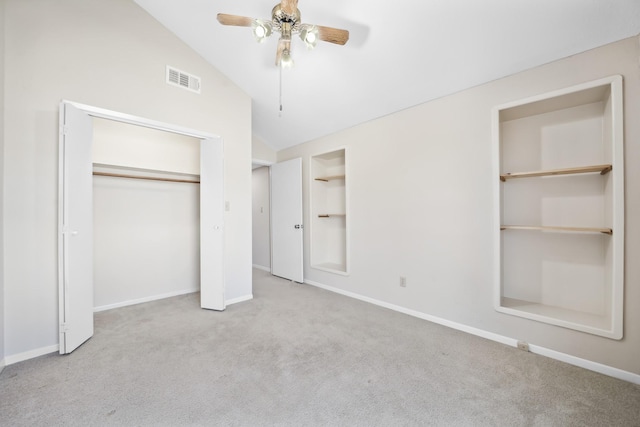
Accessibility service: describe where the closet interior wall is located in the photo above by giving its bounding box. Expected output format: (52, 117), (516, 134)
(92, 118), (202, 311)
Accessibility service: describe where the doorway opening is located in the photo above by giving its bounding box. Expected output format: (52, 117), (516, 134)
(252, 162), (272, 273)
(93, 118), (202, 312)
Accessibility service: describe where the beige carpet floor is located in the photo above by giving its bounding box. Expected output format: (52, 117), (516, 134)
(1, 268), (639, 426)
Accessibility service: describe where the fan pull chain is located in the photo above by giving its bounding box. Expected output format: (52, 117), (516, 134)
(279, 65), (283, 117)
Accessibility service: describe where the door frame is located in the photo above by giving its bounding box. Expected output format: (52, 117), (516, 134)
(251, 159), (274, 272)
(58, 100), (225, 353)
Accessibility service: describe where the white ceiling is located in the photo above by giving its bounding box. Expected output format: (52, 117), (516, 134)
(134, 0), (640, 151)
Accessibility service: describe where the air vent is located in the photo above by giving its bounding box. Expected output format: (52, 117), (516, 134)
(166, 66), (201, 94)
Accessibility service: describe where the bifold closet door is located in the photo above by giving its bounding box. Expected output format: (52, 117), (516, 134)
(59, 102), (227, 355)
(200, 138), (225, 310)
(58, 103), (94, 354)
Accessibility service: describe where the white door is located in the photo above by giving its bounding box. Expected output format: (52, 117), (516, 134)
(58, 103), (94, 354)
(200, 138), (225, 310)
(271, 158), (304, 282)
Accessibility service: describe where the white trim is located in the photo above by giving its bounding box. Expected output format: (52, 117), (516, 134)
(0, 358), (5, 373)
(304, 279), (640, 385)
(58, 102), (66, 352)
(529, 344), (640, 385)
(252, 264), (271, 272)
(5, 344), (59, 366)
(93, 288), (199, 312)
(492, 75), (622, 111)
(62, 100), (217, 139)
(226, 294), (253, 306)
(251, 159), (274, 168)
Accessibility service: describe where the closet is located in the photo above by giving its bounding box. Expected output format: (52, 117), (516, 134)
(58, 101), (224, 354)
(92, 118), (201, 311)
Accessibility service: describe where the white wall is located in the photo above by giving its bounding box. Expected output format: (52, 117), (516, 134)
(92, 118), (201, 310)
(252, 135), (277, 164)
(2, 0), (252, 359)
(0, 0), (6, 371)
(278, 36), (640, 375)
(252, 167), (270, 270)
(93, 177), (200, 310)
(93, 117), (200, 174)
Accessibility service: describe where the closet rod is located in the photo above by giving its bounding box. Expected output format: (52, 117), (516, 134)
(93, 171), (200, 184)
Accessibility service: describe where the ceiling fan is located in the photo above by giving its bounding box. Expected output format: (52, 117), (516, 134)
(217, 0), (349, 68)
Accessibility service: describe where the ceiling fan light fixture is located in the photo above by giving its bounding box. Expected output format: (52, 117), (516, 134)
(299, 25), (318, 49)
(280, 49), (294, 68)
(252, 19), (273, 42)
(218, 1), (350, 68)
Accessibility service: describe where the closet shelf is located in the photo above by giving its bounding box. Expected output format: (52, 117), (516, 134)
(500, 164), (612, 182)
(500, 225), (612, 235)
(318, 214), (346, 218)
(314, 175), (345, 182)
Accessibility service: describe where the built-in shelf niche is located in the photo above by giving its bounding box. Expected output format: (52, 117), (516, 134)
(493, 75), (624, 339)
(310, 149), (348, 274)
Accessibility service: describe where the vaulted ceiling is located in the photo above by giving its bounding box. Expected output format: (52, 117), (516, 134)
(134, 0), (640, 151)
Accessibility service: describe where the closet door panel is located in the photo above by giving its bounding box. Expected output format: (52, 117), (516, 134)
(200, 138), (225, 310)
(58, 103), (94, 354)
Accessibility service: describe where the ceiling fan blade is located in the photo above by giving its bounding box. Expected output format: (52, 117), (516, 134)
(217, 13), (254, 27)
(317, 25), (349, 45)
(275, 38), (291, 66)
(280, 0), (299, 16)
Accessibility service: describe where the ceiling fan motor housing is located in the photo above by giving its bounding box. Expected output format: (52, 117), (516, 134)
(272, 4), (302, 34)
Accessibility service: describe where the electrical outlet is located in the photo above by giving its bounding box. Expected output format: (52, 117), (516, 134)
(399, 276), (407, 287)
(516, 341), (529, 352)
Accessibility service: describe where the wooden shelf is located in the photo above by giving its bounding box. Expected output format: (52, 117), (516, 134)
(318, 214), (346, 218)
(501, 225), (612, 235)
(500, 164), (612, 182)
(315, 175), (345, 182)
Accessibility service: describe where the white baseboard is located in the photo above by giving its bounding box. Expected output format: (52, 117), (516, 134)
(0, 358), (5, 373)
(304, 279), (640, 385)
(252, 264), (271, 272)
(94, 288), (199, 312)
(226, 294), (253, 306)
(5, 344), (59, 366)
(529, 344), (640, 385)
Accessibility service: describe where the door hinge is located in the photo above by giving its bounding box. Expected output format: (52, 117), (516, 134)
(60, 323), (69, 333)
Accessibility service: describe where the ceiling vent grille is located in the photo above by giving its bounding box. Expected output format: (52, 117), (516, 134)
(166, 66), (201, 94)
